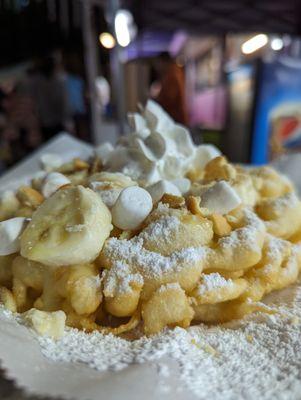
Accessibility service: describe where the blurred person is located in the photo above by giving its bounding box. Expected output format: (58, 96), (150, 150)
(152, 51), (188, 125)
(0, 88), (11, 171)
(64, 51), (90, 141)
(0, 82), (40, 167)
(29, 55), (72, 141)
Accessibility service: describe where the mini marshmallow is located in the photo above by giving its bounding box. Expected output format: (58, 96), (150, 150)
(194, 145), (221, 169)
(146, 180), (181, 204)
(112, 186), (153, 230)
(172, 178), (191, 194)
(95, 142), (114, 164)
(200, 181), (241, 214)
(0, 217), (29, 255)
(42, 172), (71, 198)
(40, 153), (63, 172)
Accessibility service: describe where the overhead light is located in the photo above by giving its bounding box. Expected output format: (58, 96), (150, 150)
(271, 38), (284, 51)
(241, 34), (268, 54)
(114, 9), (136, 47)
(99, 32), (115, 49)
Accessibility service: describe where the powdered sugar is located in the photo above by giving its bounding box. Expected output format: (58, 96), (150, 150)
(156, 362), (170, 378)
(266, 235), (288, 259)
(101, 209), (264, 286)
(103, 261), (144, 296)
(102, 237), (206, 279)
(197, 273), (234, 295)
(258, 235), (294, 278)
(158, 282), (182, 293)
(81, 275), (101, 289)
(35, 281), (301, 399)
(138, 215), (180, 243)
(218, 208), (265, 253)
(271, 192), (299, 215)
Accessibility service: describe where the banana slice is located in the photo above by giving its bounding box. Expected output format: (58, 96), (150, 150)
(20, 186), (112, 267)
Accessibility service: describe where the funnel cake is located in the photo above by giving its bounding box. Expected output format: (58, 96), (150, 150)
(0, 100), (301, 338)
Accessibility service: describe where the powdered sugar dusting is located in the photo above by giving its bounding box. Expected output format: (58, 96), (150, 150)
(103, 261), (144, 296)
(102, 237), (206, 279)
(158, 282), (182, 293)
(272, 192), (298, 215)
(197, 273), (234, 295)
(219, 208), (265, 253)
(266, 235), (288, 259)
(138, 215), (180, 243)
(35, 281), (301, 399)
(81, 275), (101, 289)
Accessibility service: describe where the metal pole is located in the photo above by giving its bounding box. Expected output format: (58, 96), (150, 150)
(82, 0), (103, 144)
(110, 46), (126, 135)
(107, 0), (126, 135)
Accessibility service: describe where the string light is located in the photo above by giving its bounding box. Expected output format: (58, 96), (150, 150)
(242, 34), (268, 54)
(99, 32), (115, 49)
(271, 38), (284, 51)
(114, 10), (132, 47)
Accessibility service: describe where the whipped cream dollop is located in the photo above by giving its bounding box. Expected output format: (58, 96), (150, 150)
(94, 100), (221, 185)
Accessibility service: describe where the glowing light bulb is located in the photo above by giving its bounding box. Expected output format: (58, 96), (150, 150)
(271, 38), (284, 51)
(242, 34), (268, 54)
(114, 10), (131, 47)
(99, 32), (115, 49)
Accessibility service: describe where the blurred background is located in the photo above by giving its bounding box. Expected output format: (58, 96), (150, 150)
(0, 0), (301, 173)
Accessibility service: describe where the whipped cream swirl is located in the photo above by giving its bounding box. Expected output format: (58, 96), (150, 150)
(95, 100), (221, 185)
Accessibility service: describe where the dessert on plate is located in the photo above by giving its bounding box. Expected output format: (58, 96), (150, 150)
(0, 100), (300, 339)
